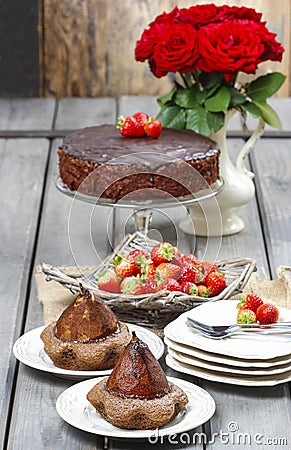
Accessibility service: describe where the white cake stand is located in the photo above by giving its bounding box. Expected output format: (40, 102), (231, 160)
(56, 178), (224, 235)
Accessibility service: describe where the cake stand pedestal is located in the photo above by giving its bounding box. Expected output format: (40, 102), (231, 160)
(56, 178), (224, 240)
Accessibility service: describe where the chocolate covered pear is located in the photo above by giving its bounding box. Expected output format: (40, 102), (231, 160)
(107, 332), (169, 399)
(55, 286), (119, 342)
(40, 286), (131, 371)
(87, 333), (188, 429)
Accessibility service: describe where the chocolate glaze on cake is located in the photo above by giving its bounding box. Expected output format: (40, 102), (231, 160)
(58, 125), (220, 200)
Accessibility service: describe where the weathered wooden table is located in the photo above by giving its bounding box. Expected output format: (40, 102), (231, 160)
(1, 96), (291, 449)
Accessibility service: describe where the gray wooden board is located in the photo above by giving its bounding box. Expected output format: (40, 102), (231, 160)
(194, 141), (291, 449)
(250, 138), (291, 275)
(0, 98), (56, 130)
(55, 97), (116, 129)
(0, 138), (50, 450)
(6, 142), (106, 446)
(6, 99), (116, 449)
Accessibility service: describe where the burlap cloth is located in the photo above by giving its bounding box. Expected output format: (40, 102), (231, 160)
(36, 265), (291, 333)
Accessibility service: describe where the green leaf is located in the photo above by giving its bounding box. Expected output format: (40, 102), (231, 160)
(157, 87), (177, 106)
(200, 72), (224, 89)
(247, 72), (286, 101)
(206, 111), (225, 133)
(230, 88), (246, 105)
(157, 106), (186, 128)
(196, 90), (208, 105)
(204, 86), (231, 112)
(253, 100), (282, 128)
(240, 102), (262, 119)
(186, 106), (211, 136)
(174, 86), (199, 108)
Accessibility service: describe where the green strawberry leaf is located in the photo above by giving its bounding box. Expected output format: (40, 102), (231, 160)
(252, 100), (282, 128)
(205, 86), (231, 112)
(247, 72), (286, 101)
(186, 106), (211, 136)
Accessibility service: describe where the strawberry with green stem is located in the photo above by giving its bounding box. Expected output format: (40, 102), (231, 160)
(204, 270), (226, 296)
(120, 276), (145, 295)
(97, 270), (120, 293)
(112, 254), (138, 277)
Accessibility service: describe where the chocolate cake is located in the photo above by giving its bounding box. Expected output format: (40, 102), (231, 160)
(58, 125), (220, 200)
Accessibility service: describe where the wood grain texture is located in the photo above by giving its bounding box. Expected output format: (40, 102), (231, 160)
(0, 98), (55, 130)
(7, 98), (116, 449)
(0, 139), (49, 450)
(43, 0), (290, 98)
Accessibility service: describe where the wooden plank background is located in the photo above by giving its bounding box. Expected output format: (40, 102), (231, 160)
(42, 0), (291, 98)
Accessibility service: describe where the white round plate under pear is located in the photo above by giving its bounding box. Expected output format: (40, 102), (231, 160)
(56, 376), (215, 439)
(166, 354), (291, 387)
(13, 323), (164, 380)
(164, 300), (291, 360)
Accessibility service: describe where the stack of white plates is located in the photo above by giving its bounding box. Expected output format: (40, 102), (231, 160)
(164, 300), (291, 386)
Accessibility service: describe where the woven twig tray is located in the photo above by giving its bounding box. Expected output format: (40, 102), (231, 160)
(42, 231), (256, 328)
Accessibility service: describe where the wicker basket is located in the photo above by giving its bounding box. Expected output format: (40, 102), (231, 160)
(42, 231), (256, 328)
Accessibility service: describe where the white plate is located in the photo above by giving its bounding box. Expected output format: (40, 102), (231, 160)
(164, 336), (291, 368)
(167, 347), (291, 376)
(164, 300), (291, 360)
(13, 323), (164, 380)
(166, 354), (291, 387)
(56, 376), (215, 439)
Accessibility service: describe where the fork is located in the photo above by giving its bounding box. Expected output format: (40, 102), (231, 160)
(186, 317), (291, 339)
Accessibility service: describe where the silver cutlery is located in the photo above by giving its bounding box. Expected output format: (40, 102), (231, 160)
(186, 317), (291, 339)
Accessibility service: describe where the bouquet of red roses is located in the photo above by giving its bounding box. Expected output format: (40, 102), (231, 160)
(135, 4), (285, 136)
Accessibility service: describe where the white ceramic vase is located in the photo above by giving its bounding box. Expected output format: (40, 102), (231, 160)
(179, 110), (265, 236)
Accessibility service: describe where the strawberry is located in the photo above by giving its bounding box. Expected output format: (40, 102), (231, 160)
(179, 262), (203, 284)
(256, 303), (279, 324)
(127, 248), (150, 261)
(181, 253), (202, 269)
(181, 281), (198, 295)
(127, 248), (150, 274)
(97, 271), (120, 293)
(156, 262), (182, 282)
(120, 276), (145, 295)
(112, 254), (138, 277)
(144, 118), (162, 138)
(132, 111), (149, 127)
(204, 271), (226, 296)
(117, 115), (145, 137)
(144, 277), (158, 294)
(201, 260), (218, 276)
(151, 242), (177, 266)
(237, 309), (257, 324)
(157, 279), (182, 292)
(141, 261), (156, 279)
(197, 285), (210, 298)
(237, 293), (263, 313)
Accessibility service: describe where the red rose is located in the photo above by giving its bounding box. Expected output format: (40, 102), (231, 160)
(198, 21), (264, 74)
(251, 22), (284, 63)
(217, 5), (262, 22)
(150, 23), (199, 78)
(135, 8), (178, 62)
(175, 4), (221, 26)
